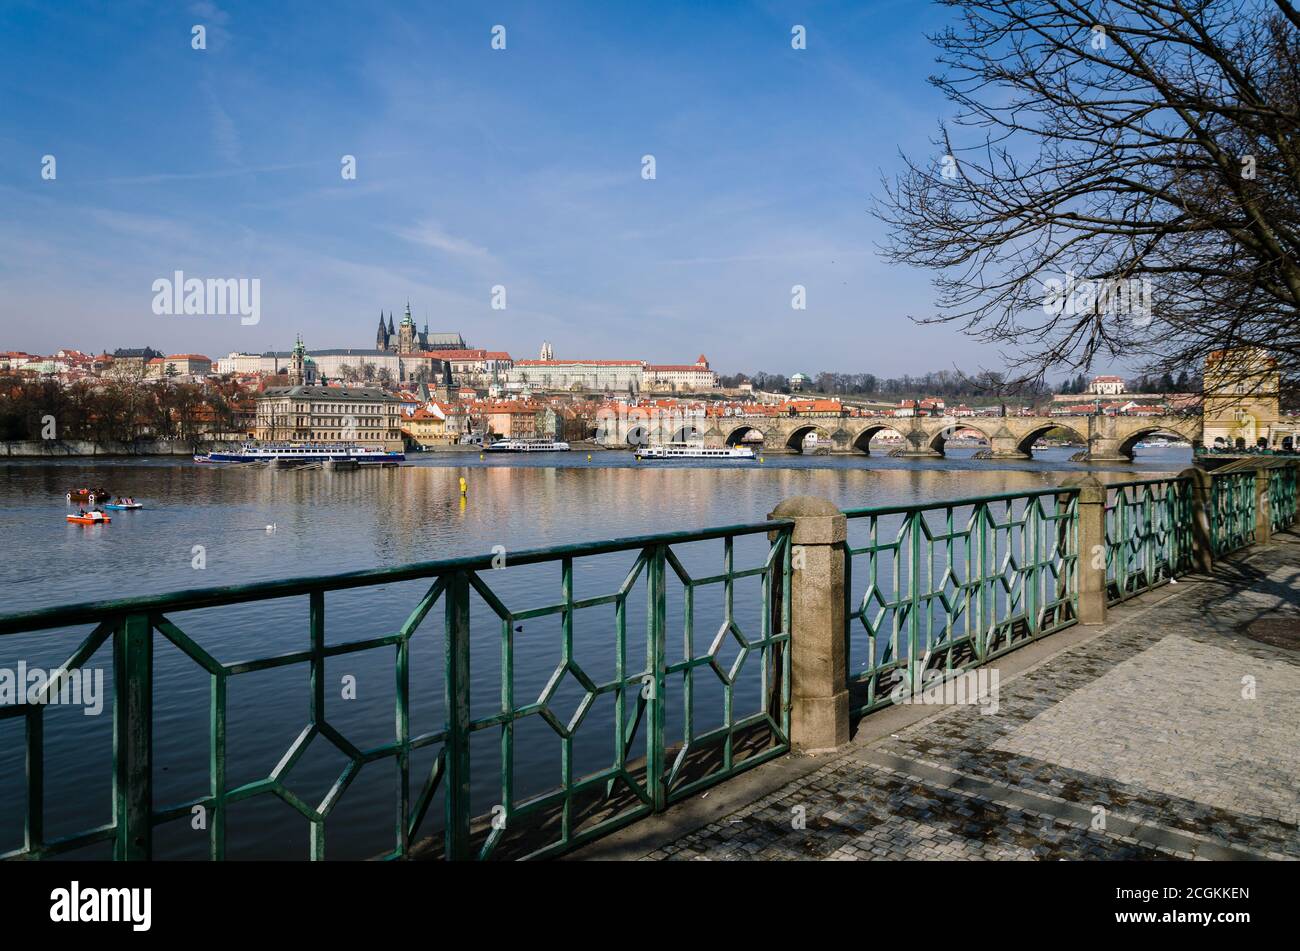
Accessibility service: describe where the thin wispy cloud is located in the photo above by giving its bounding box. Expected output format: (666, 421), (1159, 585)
(394, 220), (492, 260)
(99, 160), (323, 186)
(201, 80), (242, 167)
(86, 208), (197, 244)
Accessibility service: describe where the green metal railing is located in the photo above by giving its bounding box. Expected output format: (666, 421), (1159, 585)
(4, 464), (1295, 861)
(842, 488), (1079, 717)
(1269, 466), (1298, 534)
(1104, 477), (1194, 606)
(1210, 471), (1257, 556)
(0, 523), (792, 862)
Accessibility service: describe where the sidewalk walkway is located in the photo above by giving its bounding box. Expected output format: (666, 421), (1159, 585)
(579, 533), (1300, 861)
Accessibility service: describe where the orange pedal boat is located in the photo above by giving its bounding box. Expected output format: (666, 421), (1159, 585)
(67, 512), (111, 525)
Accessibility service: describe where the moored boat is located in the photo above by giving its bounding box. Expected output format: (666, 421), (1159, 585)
(105, 502), (144, 510)
(485, 439), (572, 453)
(193, 442), (405, 464)
(634, 442), (756, 460)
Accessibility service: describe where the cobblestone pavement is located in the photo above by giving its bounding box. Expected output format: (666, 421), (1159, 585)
(643, 536), (1300, 861)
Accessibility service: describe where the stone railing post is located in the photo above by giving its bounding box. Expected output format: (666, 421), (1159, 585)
(1070, 476), (1108, 625)
(1254, 468), (1273, 546)
(1178, 467), (1214, 573)
(768, 496), (850, 752)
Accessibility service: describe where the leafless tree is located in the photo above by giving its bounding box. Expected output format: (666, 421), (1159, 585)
(876, 0), (1300, 390)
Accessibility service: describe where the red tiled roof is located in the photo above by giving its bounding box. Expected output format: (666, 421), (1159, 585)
(406, 349), (488, 360)
(514, 359), (643, 367)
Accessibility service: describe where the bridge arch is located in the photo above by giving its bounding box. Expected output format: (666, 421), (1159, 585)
(1116, 423), (1195, 459)
(723, 424), (765, 447)
(927, 422), (995, 454)
(625, 425), (649, 448)
(849, 423), (904, 455)
(671, 425), (700, 442)
(785, 423), (831, 454)
(1013, 421), (1088, 457)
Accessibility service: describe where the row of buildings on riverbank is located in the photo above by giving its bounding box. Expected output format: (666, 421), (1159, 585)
(212, 304), (719, 395)
(2, 303), (720, 396)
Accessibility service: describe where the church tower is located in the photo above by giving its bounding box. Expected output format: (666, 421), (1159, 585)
(398, 301), (417, 354)
(375, 312), (388, 350)
(290, 334), (306, 386)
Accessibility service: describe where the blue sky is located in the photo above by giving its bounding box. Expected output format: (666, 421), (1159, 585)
(0, 0), (1008, 376)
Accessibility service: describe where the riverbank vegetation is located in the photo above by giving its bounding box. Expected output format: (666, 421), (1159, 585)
(0, 373), (245, 443)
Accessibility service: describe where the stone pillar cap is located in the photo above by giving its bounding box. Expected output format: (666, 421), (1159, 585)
(769, 495), (842, 519)
(1057, 474), (1105, 488)
(768, 495), (846, 544)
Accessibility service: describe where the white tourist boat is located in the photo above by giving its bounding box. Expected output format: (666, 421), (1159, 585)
(485, 438), (572, 453)
(194, 442), (405, 464)
(1134, 439), (1192, 449)
(634, 442), (756, 460)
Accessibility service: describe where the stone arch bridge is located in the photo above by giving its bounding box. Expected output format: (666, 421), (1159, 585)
(673, 414), (1202, 462)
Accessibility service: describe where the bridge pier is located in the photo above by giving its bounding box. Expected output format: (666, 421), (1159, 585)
(1081, 419), (1136, 463)
(989, 430), (1031, 460)
(1080, 436), (1131, 463)
(894, 426), (943, 459)
(896, 449), (944, 458)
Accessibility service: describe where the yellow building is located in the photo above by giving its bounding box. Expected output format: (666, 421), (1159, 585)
(254, 385), (403, 449)
(1202, 348), (1295, 449)
(401, 401), (463, 446)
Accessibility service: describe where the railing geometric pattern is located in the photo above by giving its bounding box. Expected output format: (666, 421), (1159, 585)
(1269, 466), (1298, 535)
(842, 489), (1078, 717)
(1104, 478), (1194, 606)
(0, 523), (791, 862)
(1210, 471), (1257, 556)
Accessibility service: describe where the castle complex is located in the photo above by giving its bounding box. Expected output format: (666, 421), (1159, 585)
(374, 303), (467, 353)
(212, 304), (718, 394)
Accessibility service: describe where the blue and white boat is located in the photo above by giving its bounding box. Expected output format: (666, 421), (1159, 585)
(485, 438), (571, 453)
(194, 442), (405, 464)
(634, 442), (755, 460)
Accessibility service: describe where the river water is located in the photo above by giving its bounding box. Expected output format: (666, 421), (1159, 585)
(0, 447), (1189, 859)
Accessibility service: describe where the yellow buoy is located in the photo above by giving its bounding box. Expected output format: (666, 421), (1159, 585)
(586, 454), (591, 461)
(759, 456), (765, 463)
(459, 476), (467, 496)
(479, 453), (484, 461)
